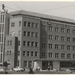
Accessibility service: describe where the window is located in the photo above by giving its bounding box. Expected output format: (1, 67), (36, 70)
(49, 35), (53, 40)
(28, 61), (32, 68)
(55, 44), (59, 49)
(19, 21), (21, 26)
(18, 51), (20, 56)
(67, 29), (70, 33)
(24, 31), (26, 36)
(72, 38), (75, 42)
(31, 42), (34, 47)
(67, 45), (70, 50)
(35, 52), (38, 57)
(24, 61), (27, 67)
(27, 41), (30, 46)
(49, 44), (52, 49)
(73, 54), (75, 58)
(32, 23), (34, 27)
(23, 51), (26, 56)
(31, 32), (34, 37)
(31, 51), (33, 56)
(28, 22), (31, 27)
(49, 53), (52, 57)
(27, 32), (30, 37)
(55, 35), (59, 40)
(18, 31), (20, 36)
(61, 28), (65, 33)
(7, 51), (9, 55)
(35, 23), (38, 28)
(55, 27), (59, 32)
(18, 41), (20, 46)
(23, 41), (26, 46)
(10, 40), (12, 45)
(73, 46), (75, 50)
(49, 26), (53, 31)
(41, 52), (45, 57)
(67, 54), (71, 58)
(27, 51), (29, 56)
(61, 36), (65, 41)
(35, 42), (38, 47)
(10, 51), (11, 55)
(55, 53), (59, 58)
(67, 37), (70, 42)
(7, 41), (9, 45)
(42, 43), (46, 48)
(11, 22), (15, 27)
(61, 53), (65, 58)
(24, 22), (26, 26)
(61, 45), (65, 50)
(35, 32), (38, 37)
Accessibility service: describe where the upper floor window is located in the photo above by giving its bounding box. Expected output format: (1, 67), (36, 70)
(35, 23), (39, 28)
(67, 29), (70, 33)
(11, 22), (15, 27)
(61, 53), (65, 58)
(61, 36), (65, 41)
(55, 27), (59, 32)
(49, 26), (53, 31)
(55, 35), (59, 40)
(41, 52), (45, 57)
(49, 35), (53, 40)
(27, 51), (29, 56)
(67, 37), (70, 42)
(49, 53), (52, 57)
(23, 51), (26, 56)
(24, 21), (26, 26)
(10, 40), (12, 45)
(42, 43), (46, 48)
(72, 38), (75, 42)
(31, 51), (33, 56)
(61, 45), (65, 50)
(67, 54), (71, 58)
(55, 44), (59, 49)
(73, 54), (75, 58)
(67, 45), (70, 50)
(73, 46), (75, 50)
(19, 21), (21, 26)
(61, 28), (65, 33)
(35, 52), (38, 57)
(55, 53), (59, 58)
(28, 22), (31, 27)
(49, 44), (53, 49)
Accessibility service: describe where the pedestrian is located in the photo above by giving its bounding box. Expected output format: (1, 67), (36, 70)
(28, 68), (34, 74)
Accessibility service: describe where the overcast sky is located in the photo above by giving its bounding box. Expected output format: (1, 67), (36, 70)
(0, 1), (75, 20)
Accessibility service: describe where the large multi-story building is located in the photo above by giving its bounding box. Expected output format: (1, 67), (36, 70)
(0, 10), (10, 64)
(1, 9), (75, 70)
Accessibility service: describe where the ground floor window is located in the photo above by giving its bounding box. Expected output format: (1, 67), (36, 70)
(28, 61), (32, 68)
(60, 61), (75, 68)
(24, 61), (27, 68)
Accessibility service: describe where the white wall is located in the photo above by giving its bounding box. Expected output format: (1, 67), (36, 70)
(34, 60), (42, 70)
(53, 61), (60, 70)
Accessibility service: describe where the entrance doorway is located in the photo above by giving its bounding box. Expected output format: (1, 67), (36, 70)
(42, 61), (53, 70)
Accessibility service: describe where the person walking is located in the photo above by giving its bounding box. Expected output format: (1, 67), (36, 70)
(28, 68), (34, 74)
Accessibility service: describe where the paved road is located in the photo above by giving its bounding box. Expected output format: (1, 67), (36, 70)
(0, 70), (75, 74)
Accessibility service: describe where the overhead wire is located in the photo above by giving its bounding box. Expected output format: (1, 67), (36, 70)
(11, 1), (22, 10)
(39, 4), (75, 12)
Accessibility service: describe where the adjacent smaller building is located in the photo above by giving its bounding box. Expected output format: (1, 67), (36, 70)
(4, 36), (18, 69)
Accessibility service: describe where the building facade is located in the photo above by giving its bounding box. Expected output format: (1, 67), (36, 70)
(9, 10), (75, 70)
(0, 11), (10, 64)
(5, 36), (18, 68)
(1, 10), (75, 70)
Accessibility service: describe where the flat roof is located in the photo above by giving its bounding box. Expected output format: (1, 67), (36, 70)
(9, 10), (75, 24)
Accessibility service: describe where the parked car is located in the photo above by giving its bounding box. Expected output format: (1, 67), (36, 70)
(13, 66), (24, 72)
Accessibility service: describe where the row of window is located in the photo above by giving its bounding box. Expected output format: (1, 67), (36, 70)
(49, 35), (75, 42)
(49, 53), (75, 59)
(7, 40), (12, 45)
(24, 31), (39, 37)
(24, 21), (39, 28)
(49, 26), (74, 34)
(23, 51), (38, 57)
(48, 44), (75, 50)
(23, 41), (38, 47)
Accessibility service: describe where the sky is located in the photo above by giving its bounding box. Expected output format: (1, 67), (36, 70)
(0, 1), (75, 20)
